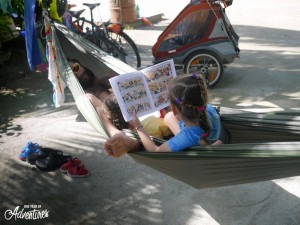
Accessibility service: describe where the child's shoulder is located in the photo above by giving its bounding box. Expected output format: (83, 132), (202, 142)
(206, 104), (218, 113)
(206, 103), (214, 109)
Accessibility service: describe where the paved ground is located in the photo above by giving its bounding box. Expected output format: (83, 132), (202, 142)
(1, 0), (300, 225)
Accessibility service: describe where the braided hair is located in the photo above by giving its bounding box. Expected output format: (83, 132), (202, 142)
(102, 94), (129, 130)
(169, 74), (210, 145)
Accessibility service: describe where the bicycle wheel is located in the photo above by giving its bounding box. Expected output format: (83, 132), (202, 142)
(87, 30), (126, 63)
(184, 51), (223, 88)
(107, 30), (141, 68)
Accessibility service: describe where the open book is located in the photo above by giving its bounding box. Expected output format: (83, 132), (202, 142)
(109, 60), (177, 122)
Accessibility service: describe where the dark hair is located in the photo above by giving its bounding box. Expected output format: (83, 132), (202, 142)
(102, 94), (129, 130)
(67, 58), (78, 66)
(81, 67), (95, 89)
(169, 74), (210, 144)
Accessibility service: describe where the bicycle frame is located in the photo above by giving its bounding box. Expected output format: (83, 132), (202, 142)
(67, 6), (119, 46)
(68, 10), (123, 38)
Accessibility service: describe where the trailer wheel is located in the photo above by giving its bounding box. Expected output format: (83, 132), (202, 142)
(184, 51), (224, 88)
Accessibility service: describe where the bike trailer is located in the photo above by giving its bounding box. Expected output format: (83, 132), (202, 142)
(152, 0), (240, 87)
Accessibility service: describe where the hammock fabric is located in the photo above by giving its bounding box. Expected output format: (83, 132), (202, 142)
(49, 20), (300, 189)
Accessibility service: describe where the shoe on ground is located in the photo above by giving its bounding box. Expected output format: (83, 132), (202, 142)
(60, 158), (81, 173)
(19, 147), (40, 161)
(21, 141), (39, 153)
(35, 153), (72, 172)
(67, 165), (90, 178)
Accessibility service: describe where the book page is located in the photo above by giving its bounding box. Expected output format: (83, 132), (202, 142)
(109, 60), (176, 122)
(141, 59), (176, 111)
(109, 72), (153, 122)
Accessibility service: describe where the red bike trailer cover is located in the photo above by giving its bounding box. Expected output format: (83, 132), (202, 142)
(152, 0), (231, 60)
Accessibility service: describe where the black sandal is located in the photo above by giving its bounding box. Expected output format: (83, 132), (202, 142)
(26, 148), (63, 165)
(35, 152), (72, 172)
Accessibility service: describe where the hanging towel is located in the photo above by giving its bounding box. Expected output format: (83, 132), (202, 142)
(44, 11), (66, 107)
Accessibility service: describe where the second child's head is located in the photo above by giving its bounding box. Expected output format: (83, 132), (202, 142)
(102, 94), (130, 130)
(169, 74), (210, 143)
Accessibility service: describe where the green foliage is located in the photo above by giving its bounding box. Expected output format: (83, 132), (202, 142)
(0, 0), (23, 42)
(11, 0), (24, 16)
(0, 14), (15, 42)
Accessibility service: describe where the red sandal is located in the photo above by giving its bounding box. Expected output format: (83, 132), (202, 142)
(60, 158), (81, 173)
(67, 165), (90, 178)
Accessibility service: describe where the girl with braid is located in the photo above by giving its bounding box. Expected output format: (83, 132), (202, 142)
(128, 74), (222, 152)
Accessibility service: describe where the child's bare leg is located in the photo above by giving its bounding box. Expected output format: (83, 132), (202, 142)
(104, 133), (140, 157)
(85, 92), (102, 114)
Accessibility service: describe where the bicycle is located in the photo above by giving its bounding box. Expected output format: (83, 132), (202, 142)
(105, 22), (141, 68)
(66, 3), (141, 69)
(65, 3), (125, 64)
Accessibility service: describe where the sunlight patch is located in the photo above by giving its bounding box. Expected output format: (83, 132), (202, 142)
(141, 185), (160, 195)
(187, 204), (218, 225)
(282, 91), (300, 100)
(237, 101), (279, 108)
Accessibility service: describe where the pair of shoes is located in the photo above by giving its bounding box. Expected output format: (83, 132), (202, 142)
(60, 158), (90, 177)
(19, 141), (40, 161)
(33, 149), (72, 172)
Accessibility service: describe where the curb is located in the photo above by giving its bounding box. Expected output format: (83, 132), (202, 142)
(124, 13), (164, 29)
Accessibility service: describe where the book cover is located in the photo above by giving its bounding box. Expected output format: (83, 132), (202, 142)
(109, 59), (177, 122)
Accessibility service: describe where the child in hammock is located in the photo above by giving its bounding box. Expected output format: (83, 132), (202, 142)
(104, 74), (222, 155)
(102, 94), (173, 140)
(68, 58), (173, 141)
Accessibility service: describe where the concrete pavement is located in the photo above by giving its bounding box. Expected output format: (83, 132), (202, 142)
(1, 0), (300, 224)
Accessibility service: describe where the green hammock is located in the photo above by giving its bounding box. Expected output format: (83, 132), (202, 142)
(51, 21), (300, 189)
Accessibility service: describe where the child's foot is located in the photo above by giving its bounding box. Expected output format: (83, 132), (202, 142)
(104, 133), (140, 157)
(212, 140), (223, 145)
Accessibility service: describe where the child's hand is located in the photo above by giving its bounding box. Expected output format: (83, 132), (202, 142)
(129, 111), (142, 129)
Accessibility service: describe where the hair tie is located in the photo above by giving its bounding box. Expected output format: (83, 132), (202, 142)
(176, 97), (182, 104)
(202, 132), (209, 138)
(192, 73), (197, 79)
(197, 105), (205, 111)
